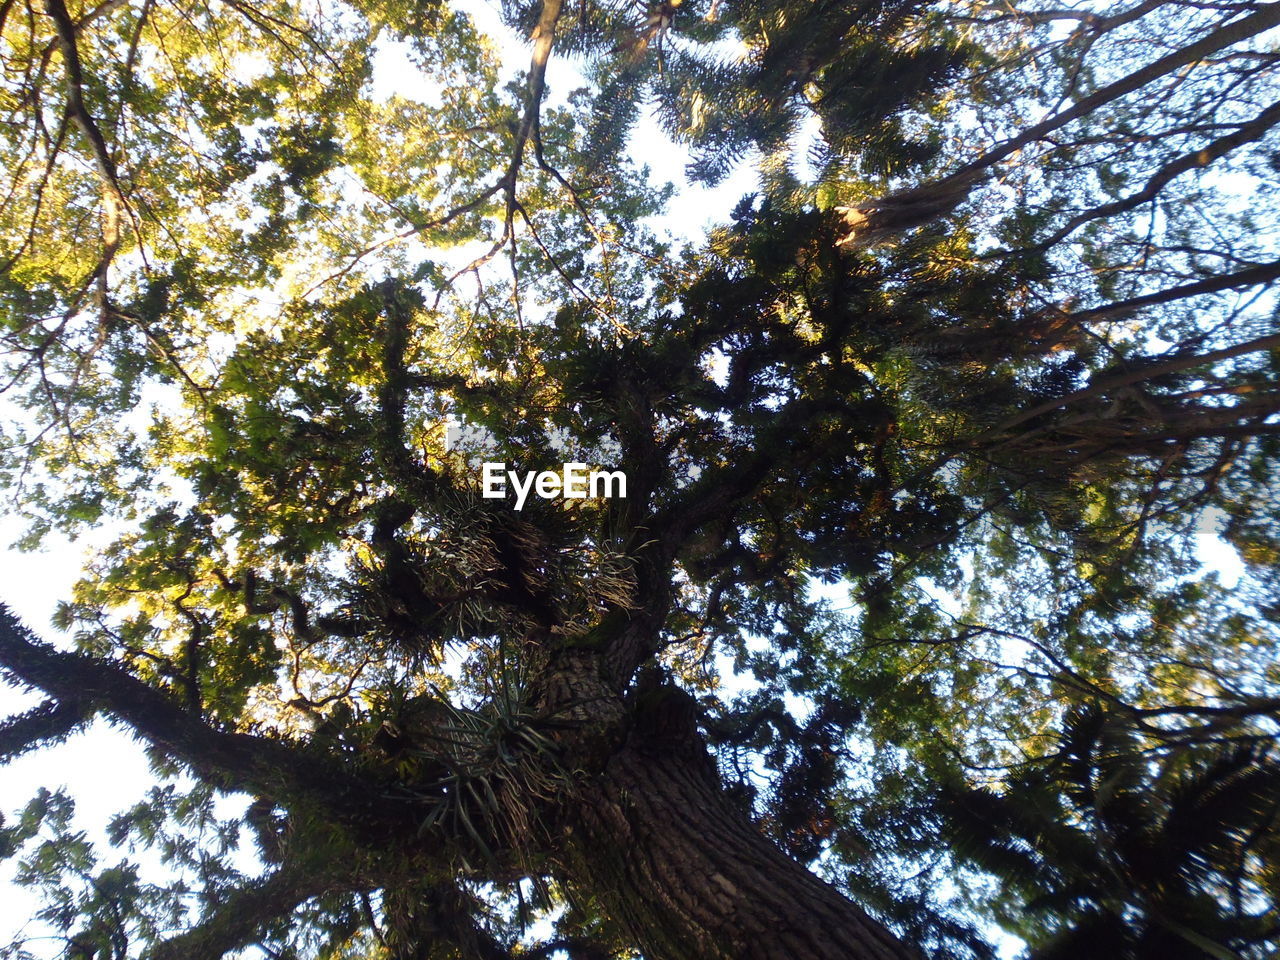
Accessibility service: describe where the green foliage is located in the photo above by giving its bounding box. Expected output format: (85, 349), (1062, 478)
(932, 706), (1280, 959)
(0, 0), (1278, 957)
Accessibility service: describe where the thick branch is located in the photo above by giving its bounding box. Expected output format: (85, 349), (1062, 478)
(983, 331), (1280, 441)
(840, 2), (1280, 244)
(506, 0), (564, 191)
(0, 697), (91, 761)
(44, 0), (131, 295)
(146, 863), (328, 960)
(0, 605), (416, 837)
(1034, 98), (1280, 249)
(44, 0), (120, 189)
(1062, 258), (1280, 324)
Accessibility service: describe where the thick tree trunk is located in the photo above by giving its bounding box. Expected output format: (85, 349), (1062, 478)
(556, 686), (922, 960)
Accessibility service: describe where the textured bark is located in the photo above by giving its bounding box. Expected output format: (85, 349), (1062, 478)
(559, 685), (922, 960)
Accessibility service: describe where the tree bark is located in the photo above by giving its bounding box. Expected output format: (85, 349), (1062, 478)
(556, 684), (922, 960)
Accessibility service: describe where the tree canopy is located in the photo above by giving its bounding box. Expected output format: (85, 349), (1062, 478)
(1, 0), (1279, 957)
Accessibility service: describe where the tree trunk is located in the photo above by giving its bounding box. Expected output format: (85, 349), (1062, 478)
(557, 685), (922, 960)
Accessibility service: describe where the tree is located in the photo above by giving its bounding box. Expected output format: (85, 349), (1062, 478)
(931, 704), (1280, 959)
(0, 0), (1278, 957)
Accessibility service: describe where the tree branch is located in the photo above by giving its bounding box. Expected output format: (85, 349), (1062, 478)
(506, 0), (564, 194)
(146, 863), (333, 960)
(1062, 258), (1280, 324)
(840, 2), (1280, 245)
(0, 604), (417, 837)
(44, 0), (134, 302)
(0, 697), (91, 762)
(1032, 98), (1280, 250)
